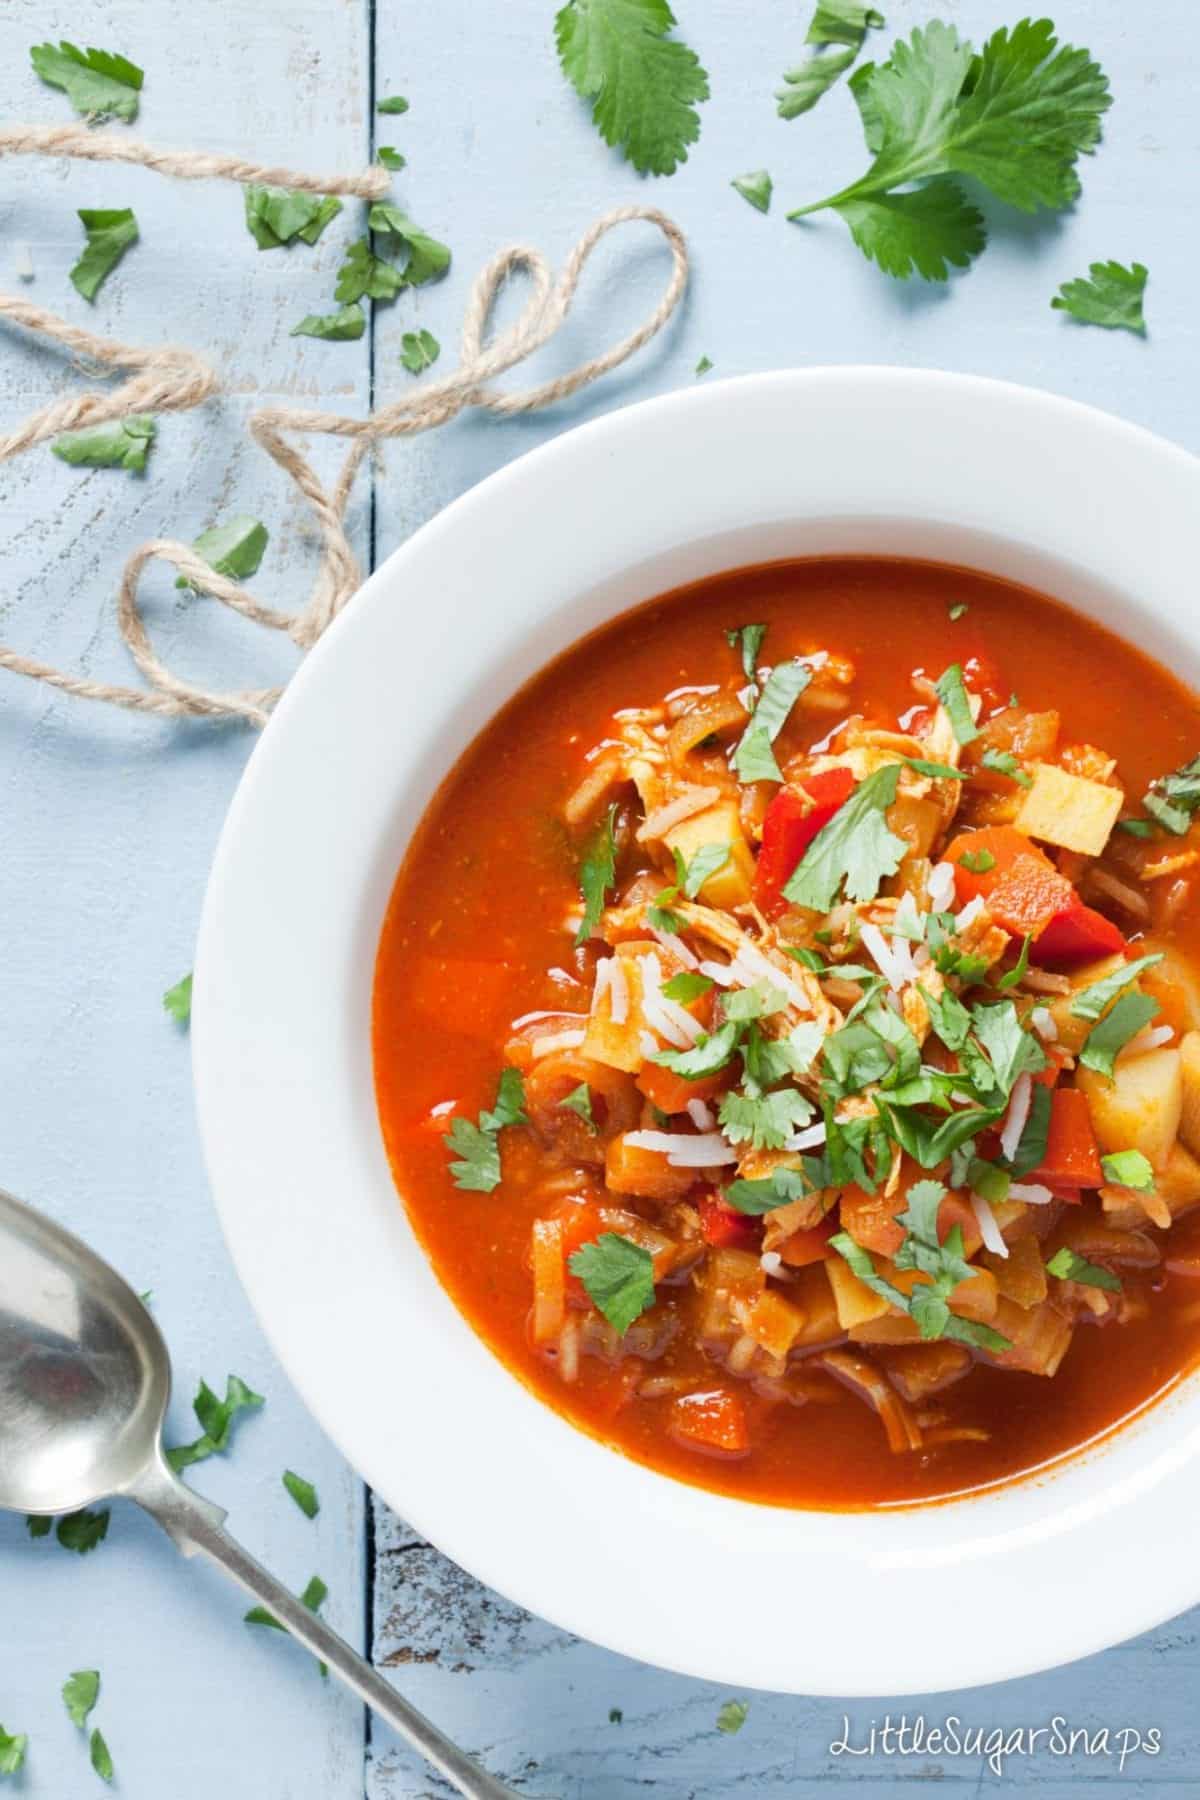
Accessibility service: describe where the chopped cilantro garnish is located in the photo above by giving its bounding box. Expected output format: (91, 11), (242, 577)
(377, 146), (405, 171)
(966, 1156), (1010, 1203)
(31, 41), (142, 120)
(732, 170), (772, 213)
(377, 95), (409, 113)
(808, 1), (884, 45)
(724, 617), (763, 679)
(56, 1508), (110, 1553)
(996, 932), (1032, 990)
(744, 1019), (824, 1084)
(980, 747), (1032, 787)
(661, 971), (714, 1004)
(777, 47), (856, 119)
(62, 1671), (100, 1731)
(783, 763), (906, 909)
(400, 328), (441, 373)
(724, 1168), (810, 1214)
(964, 1000), (1047, 1099)
(1069, 953), (1163, 1020)
(1101, 1149), (1155, 1192)
(1116, 817), (1156, 839)
(786, 945), (825, 971)
(788, 19), (1110, 282)
(291, 305), (366, 341)
(905, 756), (965, 780)
(52, 417), (155, 473)
(723, 981), (787, 1023)
(0, 1729), (26, 1777)
(717, 1699), (750, 1735)
(1045, 1246), (1121, 1293)
(718, 1086), (813, 1151)
(1000, 1079), (1051, 1176)
(559, 1082), (597, 1131)
(1052, 260), (1147, 335)
(90, 1729), (114, 1784)
(1142, 754), (1200, 836)
(880, 1098), (1002, 1170)
(178, 516), (268, 592)
(283, 1470), (320, 1519)
(445, 1068), (527, 1191)
(162, 972), (192, 1025)
(1078, 992), (1159, 1080)
(243, 187), (342, 251)
(166, 1375), (264, 1472)
(554, 0), (710, 176)
(948, 603), (968, 621)
(695, 355), (713, 376)
(958, 847), (995, 874)
(368, 205), (451, 285)
(569, 1232), (656, 1332)
(70, 208), (138, 303)
(651, 1020), (741, 1079)
(677, 841), (731, 897)
(574, 802), (618, 946)
(335, 238), (404, 303)
(933, 663), (979, 745)
(922, 984), (972, 1050)
(733, 659), (813, 783)
(823, 1018), (893, 1095)
(853, 1179), (1011, 1351)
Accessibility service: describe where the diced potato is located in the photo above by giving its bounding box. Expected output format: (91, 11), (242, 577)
(824, 1253), (892, 1331)
(1046, 954), (1127, 1054)
(663, 800), (755, 908)
(696, 1248), (765, 1344)
(981, 1234), (1047, 1310)
(1101, 1141), (1200, 1230)
(1014, 762), (1124, 856)
(737, 1290), (807, 1358)
(1077, 1047), (1182, 1171)
(851, 1313), (922, 1345)
(1179, 1031), (1200, 1158)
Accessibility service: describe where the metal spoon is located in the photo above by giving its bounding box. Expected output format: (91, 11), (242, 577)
(0, 1188), (526, 1800)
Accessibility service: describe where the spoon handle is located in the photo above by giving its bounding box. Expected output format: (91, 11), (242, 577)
(128, 1457), (525, 1800)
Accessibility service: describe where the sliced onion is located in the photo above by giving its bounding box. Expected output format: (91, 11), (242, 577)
(970, 1192), (1009, 1258)
(860, 920), (903, 990)
(1008, 1181), (1054, 1205)
(954, 894), (986, 930)
(1030, 1005), (1057, 1041)
(590, 957), (613, 1018)
(1000, 1073), (1032, 1162)
(728, 942), (811, 1012)
(698, 958), (736, 987)
(530, 1030), (587, 1058)
(784, 1122), (827, 1151)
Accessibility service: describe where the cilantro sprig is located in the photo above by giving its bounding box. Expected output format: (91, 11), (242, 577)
(783, 763), (906, 910)
(1053, 260), (1148, 335)
(445, 1068), (527, 1192)
(31, 41), (143, 120)
(1046, 1246), (1121, 1293)
(569, 1232), (656, 1332)
(732, 658), (813, 784)
(554, 0), (710, 176)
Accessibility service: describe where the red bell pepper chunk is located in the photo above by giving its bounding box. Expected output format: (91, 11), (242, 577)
(1030, 902), (1125, 967)
(1028, 1088), (1102, 1191)
(697, 1193), (761, 1251)
(944, 828), (1125, 967)
(753, 768), (856, 917)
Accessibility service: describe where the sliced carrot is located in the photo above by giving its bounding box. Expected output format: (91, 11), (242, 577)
(669, 1388), (750, 1456)
(636, 1061), (728, 1116)
(945, 826), (1046, 904)
(986, 856), (1076, 940)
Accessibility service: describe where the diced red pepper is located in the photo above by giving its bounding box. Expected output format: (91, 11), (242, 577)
(1028, 1088), (1102, 1191)
(753, 768), (856, 917)
(1030, 902), (1125, 967)
(697, 1193), (761, 1251)
(669, 1388), (750, 1456)
(987, 855), (1077, 940)
(944, 828), (1125, 968)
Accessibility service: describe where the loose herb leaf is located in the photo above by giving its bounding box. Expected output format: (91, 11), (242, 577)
(0, 1728), (26, 1776)
(446, 1069), (527, 1192)
(724, 1168), (810, 1214)
(718, 1087), (814, 1151)
(934, 663), (979, 745)
(1117, 817), (1156, 839)
(1046, 1246), (1121, 1292)
(162, 972), (193, 1025)
(923, 984), (972, 1051)
(554, 0), (710, 176)
(70, 208), (138, 303)
(377, 146), (405, 171)
(90, 1728), (114, 1784)
(725, 623), (767, 682)
(246, 1576), (329, 1673)
(980, 747), (1031, 787)
(334, 238), (404, 304)
(1142, 755), (1200, 837)
(948, 602), (968, 621)
(283, 1470), (320, 1519)
(1078, 991), (1160, 1080)
(575, 802), (618, 946)
(368, 205), (451, 285)
(651, 1019), (742, 1079)
(783, 763), (906, 910)
(31, 41), (143, 121)
(1069, 954), (1163, 1021)
(662, 971), (714, 1004)
(722, 982), (787, 1023)
(26, 1515), (52, 1538)
(807, 1), (884, 47)
(733, 660), (812, 783)
(177, 516), (268, 591)
(959, 848), (995, 874)
(62, 1671), (99, 1730)
(165, 1374), (264, 1472)
(52, 416), (155, 473)
(377, 95), (409, 114)
(244, 187), (341, 250)
(400, 328), (441, 373)
(732, 170), (772, 213)
(559, 1082), (596, 1131)
(905, 756), (965, 780)
(732, 724), (781, 784)
(695, 355), (713, 375)
(679, 842), (730, 898)
(56, 1508), (110, 1554)
(777, 47), (857, 119)
(1052, 260), (1147, 334)
(717, 1699), (750, 1735)
(291, 304), (366, 341)
(1101, 1149), (1155, 1192)
(996, 933), (1033, 990)
(967, 1000), (1047, 1099)
(569, 1232), (656, 1332)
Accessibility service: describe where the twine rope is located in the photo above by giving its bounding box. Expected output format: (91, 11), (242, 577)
(0, 130), (688, 727)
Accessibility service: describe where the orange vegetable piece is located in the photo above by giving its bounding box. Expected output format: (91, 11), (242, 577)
(604, 1133), (697, 1201)
(669, 1388), (750, 1456)
(945, 826), (1046, 904)
(636, 1061), (728, 1116)
(1029, 1088), (1102, 1192)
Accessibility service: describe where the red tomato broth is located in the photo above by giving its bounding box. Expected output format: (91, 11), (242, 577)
(373, 557), (1200, 1508)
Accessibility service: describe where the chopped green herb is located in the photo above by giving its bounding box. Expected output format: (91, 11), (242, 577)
(377, 146), (406, 171)
(445, 1068), (527, 1192)
(723, 1168), (811, 1214)
(0, 1727), (27, 1777)
(1101, 1149), (1155, 1192)
(554, 0), (710, 176)
(177, 516), (268, 592)
(162, 972), (192, 1025)
(1116, 817), (1156, 839)
(56, 1509), (110, 1554)
(717, 1699), (750, 1735)
(722, 982), (787, 1023)
(922, 984), (972, 1051)
(677, 841), (730, 898)
(784, 763), (907, 910)
(733, 659), (813, 783)
(1002, 1079), (1051, 1177)
(1045, 1246), (1121, 1293)
(90, 1728), (114, 1784)
(31, 41), (142, 121)
(569, 1232), (655, 1333)
(695, 354), (713, 375)
(165, 1375), (264, 1472)
(661, 970), (714, 1004)
(246, 1576), (329, 1671)
(26, 1515), (52, 1538)
(906, 756), (965, 780)
(934, 664), (980, 746)
(807, 1), (885, 46)
(777, 47), (857, 119)
(958, 848), (995, 874)
(1142, 754), (1200, 837)
(980, 747), (1032, 787)
(732, 170), (772, 213)
(53, 416), (155, 473)
(1052, 260), (1147, 334)
(788, 19), (1110, 282)
(334, 239), (403, 304)
(948, 603), (968, 621)
(377, 95), (409, 114)
(400, 328), (441, 373)
(726, 623), (767, 682)
(291, 304), (366, 341)
(1069, 954), (1163, 1021)
(244, 186), (341, 250)
(1078, 992), (1160, 1080)
(718, 1087), (813, 1151)
(559, 1082), (596, 1131)
(368, 204), (451, 285)
(651, 1019), (741, 1080)
(575, 803), (618, 946)
(70, 207), (138, 303)
(62, 1671), (100, 1731)
(282, 1470), (320, 1519)
(996, 933), (1033, 990)
(609, 1707), (624, 1723)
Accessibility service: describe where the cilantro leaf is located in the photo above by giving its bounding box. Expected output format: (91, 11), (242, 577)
(377, 95), (409, 114)
(783, 762), (906, 910)
(996, 934), (1033, 990)
(725, 623), (766, 682)
(733, 659), (812, 783)
(1046, 1246), (1121, 1293)
(554, 0), (710, 176)
(26, 1515), (52, 1538)
(695, 355), (713, 376)
(1101, 1149), (1155, 1192)
(165, 1374), (264, 1472)
(559, 1082), (596, 1131)
(377, 146), (405, 171)
(291, 305), (366, 341)
(0, 1728), (27, 1776)
(334, 238), (404, 304)
(31, 41), (143, 121)
(480, 1068), (527, 1132)
(966, 1000), (1047, 1099)
(1069, 954), (1163, 1021)
(52, 416), (155, 473)
(980, 747), (1031, 787)
(777, 47), (857, 119)
(446, 1069), (527, 1191)
(724, 1168), (810, 1214)
(662, 971), (714, 1004)
(934, 663), (979, 745)
(717, 1699), (750, 1734)
(832, 179), (986, 280)
(731, 723), (782, 784)
(807, 1), (884, 47)
(723, 982), (787, 1023)
(959, 848), (995, 874)
(56, 1508), (110, 1553)
(368, 205), (451, 285)
(244, 187), (341, 250)
(823, 1018), (893, 1095)
(1142, 754), (1200, 836)
(744, 1019), (824, 1085)
(283, 1470), (320, 1519)
(70, 208), (138, 303)
(62, 1671), (99, 1730)
(652, 1019), (742, 1079)
(1078, 992), (1160, 1080)
(922, 984), (972, 1051)
(177, 516), (268, 592)
(880, 1098), (1002, 1170)
(575, 802), (618, 946)
(162, 972), (192, 1025)
(1001, 1079), (1051, 1177)
(830, 1231), (911, 1309)
(1052, 260), (1147, 334)
(678, 841), (730, 897)
(905, 756), (965, 780)
(569, 1232), (656, 1332)
(732, 170), (772, 213)
(718, 1087), (814, 1151)
(90, 1728), (114, 1784)
(400, 329), (441, 373)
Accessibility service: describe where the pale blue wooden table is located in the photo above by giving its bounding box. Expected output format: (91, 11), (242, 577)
(2, 0), (1198, 1793)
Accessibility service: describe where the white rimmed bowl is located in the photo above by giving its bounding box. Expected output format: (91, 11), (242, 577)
(194, 368), (1200, 1696)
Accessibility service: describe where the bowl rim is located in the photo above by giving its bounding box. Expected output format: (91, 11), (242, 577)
(194, 365), (1200, 1695)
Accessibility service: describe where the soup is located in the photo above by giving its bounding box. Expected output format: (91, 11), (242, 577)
(373, 557), (1200, 1508)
